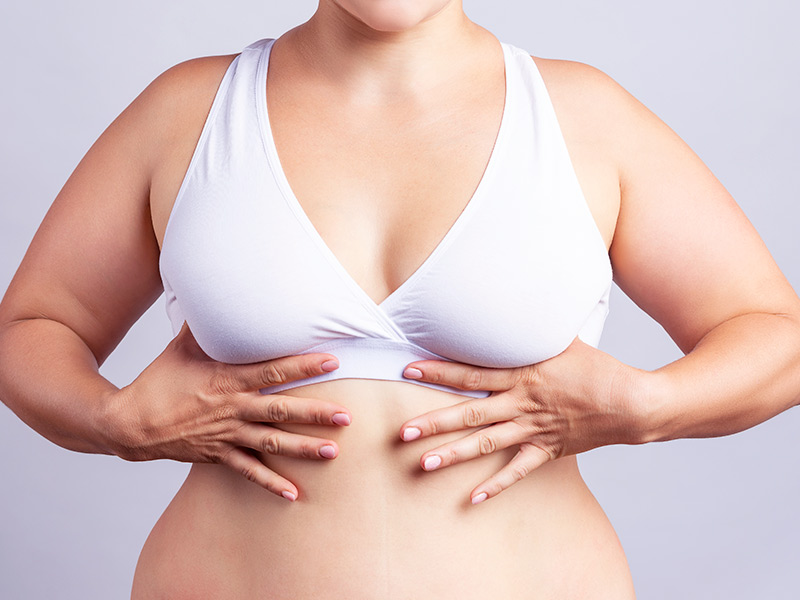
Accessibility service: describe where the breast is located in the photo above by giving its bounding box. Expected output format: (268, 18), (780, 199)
(159, 165), (397, 365)
(381, 149), (613, 368)
(159, 146), (612, 375)
(158, 65), (613, 375)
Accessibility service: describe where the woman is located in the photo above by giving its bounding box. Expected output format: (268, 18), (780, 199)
(1, 1), (799, 598)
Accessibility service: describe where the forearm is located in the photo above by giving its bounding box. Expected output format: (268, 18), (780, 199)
(0, 318), (121, 455)
(638, 312), (800, 443)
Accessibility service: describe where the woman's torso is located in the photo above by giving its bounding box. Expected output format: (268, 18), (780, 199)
(134, 27), (633, 599)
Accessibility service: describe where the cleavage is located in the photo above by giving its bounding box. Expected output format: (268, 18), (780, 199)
(268, 87), (505, 306)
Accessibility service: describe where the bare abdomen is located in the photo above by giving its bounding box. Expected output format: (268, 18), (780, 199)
(131, 379), (635, 599)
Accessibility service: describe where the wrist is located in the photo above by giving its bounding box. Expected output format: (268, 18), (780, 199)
(95, 385), (142, 460)
(627, 368), (673, 445)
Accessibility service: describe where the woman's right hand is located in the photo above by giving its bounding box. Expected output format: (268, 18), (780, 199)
(101, 321), (349, 502)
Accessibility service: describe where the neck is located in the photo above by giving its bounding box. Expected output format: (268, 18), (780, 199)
(280, 0), (490, 101)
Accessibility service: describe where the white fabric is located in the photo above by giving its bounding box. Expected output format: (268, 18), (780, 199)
(159, 37), (613, 399)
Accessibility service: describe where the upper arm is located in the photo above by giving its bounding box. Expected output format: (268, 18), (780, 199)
(564, 62), (800, 353)
(0, 54), (235, 366)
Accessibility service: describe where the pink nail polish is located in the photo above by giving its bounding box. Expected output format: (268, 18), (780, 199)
(423, 455), (442, 470)
(332, 413), (351, 426)
(472, 492), (488, 505)
(404, 367), (423, 379)
(402, 427), (422, 441)
(282, 490), (297, 502)
(321, 359), (339, 372)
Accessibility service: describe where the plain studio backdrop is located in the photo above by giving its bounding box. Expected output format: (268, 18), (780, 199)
(1, 1), (798, 598)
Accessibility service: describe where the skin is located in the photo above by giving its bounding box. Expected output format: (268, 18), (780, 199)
(1, 0), (800, 597)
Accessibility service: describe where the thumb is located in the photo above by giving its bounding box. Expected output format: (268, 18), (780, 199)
(173, 320), (209, 359)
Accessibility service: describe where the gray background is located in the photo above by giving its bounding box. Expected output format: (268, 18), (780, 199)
(1, 1), (798, 598)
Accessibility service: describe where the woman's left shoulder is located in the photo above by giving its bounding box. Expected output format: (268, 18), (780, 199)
(527, 55), (653, 161)
(527, 54), (722, 190)
(528, 55), (618, 96)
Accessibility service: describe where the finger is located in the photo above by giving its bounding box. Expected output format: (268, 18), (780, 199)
(403, 360), (523, 392)
(237, 393), (352, 427)
(234, 353), (341, 393)
(399, 394), (519, 441)
(233, 423), (340, 460)
(219, 446), (299, 501)
(469, 442), (552, 505)
(416, 420), (527, 471)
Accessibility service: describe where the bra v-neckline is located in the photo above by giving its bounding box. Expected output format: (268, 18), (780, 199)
(256, 36), (514, 312)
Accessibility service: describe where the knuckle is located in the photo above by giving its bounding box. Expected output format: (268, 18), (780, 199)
(513, 389), (539, 413)
(208, 369), (239, 396)
(202, 445), (221, 464)
(211, 402), (238, 423)
(511, 462), (529, 482)
(463, 369), (483, 391)
(463, 403), (485, 428)
(215, 447), (232, 465)
(521, 365), (540, 387)
(218, 444), (246, 466)
(266, 399), (291, 423)
(478, 433), (497, 455)
(260, 433), (281, 455)
(261, 362), (286, 386)
(302, 443), (320, 459)
(311, 408), (327, 425)
(241, 465), (259, 483)
(546, 442), (561, 461)
(300, 357), (320, 379)
(445, 446), (459, 463)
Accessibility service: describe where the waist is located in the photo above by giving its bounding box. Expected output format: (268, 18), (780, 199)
(135, 379), (634, 599)
(214, 378), (570, 503)
(213, 378), (583, 502)
(181, 379), (608, 560)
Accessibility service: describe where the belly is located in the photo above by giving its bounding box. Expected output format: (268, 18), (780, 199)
(131, 379), (635, 600)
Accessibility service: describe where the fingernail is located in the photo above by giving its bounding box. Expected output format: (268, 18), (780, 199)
(402, 427), (421, 441)
(472, 492), (488, 505)
(332, 412), (351, 426)
(282, 490), (297, 502)
(319, 445), (336, 459)
(404, 367), (423, 379)
(423, 455), (442, 470)
(321, 359), (339, 372)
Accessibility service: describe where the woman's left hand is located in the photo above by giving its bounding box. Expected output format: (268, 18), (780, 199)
(398, 336), (652, 505)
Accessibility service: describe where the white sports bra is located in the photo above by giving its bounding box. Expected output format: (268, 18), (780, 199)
(159, 37), (613, 399)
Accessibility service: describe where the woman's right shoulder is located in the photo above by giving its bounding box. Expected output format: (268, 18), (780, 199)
(146, 53), (241, 104)
(133, 53), (242, 249)
(136, 52), (242, 153)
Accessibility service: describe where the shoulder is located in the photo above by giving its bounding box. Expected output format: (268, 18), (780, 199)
(132, 53), (241, 153)
(145, 53), (241, 102)
(124, 52), (242, 248)
(92, 53), (241, 173)
(528, 55), (616, 95)
(527, 54), (647, 121)
(526, 54), (667, 172)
